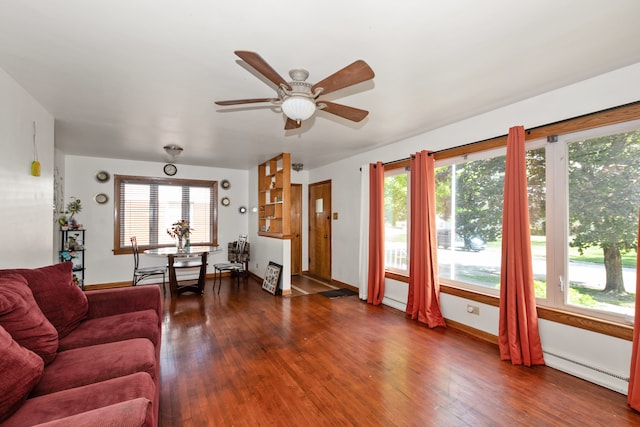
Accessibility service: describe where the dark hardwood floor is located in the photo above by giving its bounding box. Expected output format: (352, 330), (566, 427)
(159, 276), (640, 426)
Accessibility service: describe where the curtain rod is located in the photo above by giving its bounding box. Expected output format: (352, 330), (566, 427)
(359, 100), (640, 171)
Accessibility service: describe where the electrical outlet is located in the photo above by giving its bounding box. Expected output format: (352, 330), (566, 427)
(467, 304), (479, 315)
(255, 263), (259, 269)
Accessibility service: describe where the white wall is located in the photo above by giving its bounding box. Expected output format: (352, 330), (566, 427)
(0, 68), (55, 268)
(308, 62), (640, 393)
(63, 155), (249, 285)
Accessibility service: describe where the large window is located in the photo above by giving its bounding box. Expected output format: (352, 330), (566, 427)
(380, 106), (640, 325)
(384, 166), (409, 273)
(435, 149), (506, 292)
(434, 120), (639, 323)
(543, 121), (640, 321)
(114, 175), (218, 254)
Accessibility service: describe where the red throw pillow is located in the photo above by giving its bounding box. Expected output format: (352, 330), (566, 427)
(0, 263), (88, 338)
(0, 274), (58, 364)
(0, 324), (45, 423)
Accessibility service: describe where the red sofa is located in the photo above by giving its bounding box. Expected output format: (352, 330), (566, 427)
(0, 262), (161, 427)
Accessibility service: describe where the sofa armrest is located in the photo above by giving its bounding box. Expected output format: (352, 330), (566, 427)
(31, 398), (152, 427)
(85, 286), (161, 321)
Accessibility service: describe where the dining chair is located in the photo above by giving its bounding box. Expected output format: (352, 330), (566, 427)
(213, 235), (249, 293)
(131, 237), (167, 296)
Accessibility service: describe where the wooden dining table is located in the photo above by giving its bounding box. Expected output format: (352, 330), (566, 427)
(144, 246), (220, 296)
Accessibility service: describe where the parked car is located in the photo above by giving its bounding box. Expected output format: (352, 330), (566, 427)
(437, 229), (486, 252)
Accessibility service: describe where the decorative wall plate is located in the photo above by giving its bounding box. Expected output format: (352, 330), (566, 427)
(163, 163), (177, 176)
(94, 193), (109, 204)
(221, 179), (231, 189)
(221, 197), (231, 206)
(95, 171), (110, 183)
(238, 206), (247, 214)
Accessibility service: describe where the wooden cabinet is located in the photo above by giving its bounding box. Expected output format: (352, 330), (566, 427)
(258, 153), (291, 238)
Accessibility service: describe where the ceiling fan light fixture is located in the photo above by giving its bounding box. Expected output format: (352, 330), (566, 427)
(281, 96), (316, 122)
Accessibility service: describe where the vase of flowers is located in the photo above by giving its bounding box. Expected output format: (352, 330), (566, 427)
(167, 220), (193, 252)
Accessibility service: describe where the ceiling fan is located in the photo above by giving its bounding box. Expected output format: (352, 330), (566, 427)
(215, 51), (375, 130)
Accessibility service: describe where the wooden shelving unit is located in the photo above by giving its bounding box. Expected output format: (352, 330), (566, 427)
(258, 153), (291, 238)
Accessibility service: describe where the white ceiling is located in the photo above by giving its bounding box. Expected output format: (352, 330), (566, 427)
(1, 1), (639, 170)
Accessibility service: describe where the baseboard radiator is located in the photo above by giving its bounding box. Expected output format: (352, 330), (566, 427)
(544, 350), (629, 394)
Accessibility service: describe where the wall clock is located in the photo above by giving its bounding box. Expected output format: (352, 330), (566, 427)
(221, 197), (231, 206)
(163, 164), (177, 176)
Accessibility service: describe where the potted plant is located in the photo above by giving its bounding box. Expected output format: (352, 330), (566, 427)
(67, 197), (82, 229)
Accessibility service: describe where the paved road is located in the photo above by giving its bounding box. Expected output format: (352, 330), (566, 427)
(439, 247), (637, 293)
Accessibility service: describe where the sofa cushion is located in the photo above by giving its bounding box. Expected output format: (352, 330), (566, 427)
(2, 373), (155, 427)
(0, 263), (88, 338)
(0, 324), (45, 423)
(58, 309), (159, 352)
(30, 398), (152, 427)
(34, 398), (152, 427)
(0, 274), (59, 364)
(31, 338), (156, 397)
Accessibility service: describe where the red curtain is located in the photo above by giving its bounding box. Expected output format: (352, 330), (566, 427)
(628, 210), (640, 410)
(367, 162), (385, 305)
(498, 126), (545, 366)
(406, 151), (446, 328)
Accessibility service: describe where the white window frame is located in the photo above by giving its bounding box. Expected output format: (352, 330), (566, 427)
(384, 165), (410, 275)
(435, 147), (507, 297)
(541, 119), (640, 324)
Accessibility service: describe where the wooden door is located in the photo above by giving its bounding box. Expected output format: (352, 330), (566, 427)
(290, 184), (302, 275)
(308, 180), (331, 280)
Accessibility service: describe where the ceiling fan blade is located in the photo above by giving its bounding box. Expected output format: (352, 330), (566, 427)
(311, 60), (375, 96)
(235, 51), (291, 90)
(284, 118), (301, 130)
(215, 98), (279, 106)
(319, 101), (369, 122)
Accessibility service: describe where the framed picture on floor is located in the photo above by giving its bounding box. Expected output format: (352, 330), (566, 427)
(262, 261), (282, 295)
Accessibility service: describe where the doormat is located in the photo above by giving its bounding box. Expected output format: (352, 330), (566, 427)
(318, 288), (358, 299)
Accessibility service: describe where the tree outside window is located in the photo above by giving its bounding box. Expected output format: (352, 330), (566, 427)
(566, 129), (640, 313)
(384, 170), (409, 272)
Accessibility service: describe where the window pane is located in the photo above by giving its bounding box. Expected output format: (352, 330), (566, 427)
(159, 185), (183, 245)
(436, 155), (505, 289)
(384, 171), (408, 272)
(189, 187), (212, 244)
(122, 183), (151, 245)
(527, 147), (547, 299)
(567, 129), (640, 317)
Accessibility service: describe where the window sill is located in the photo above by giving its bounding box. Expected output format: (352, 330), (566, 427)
(440, 285), (632, 341)
(384, 271), (633, 341)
